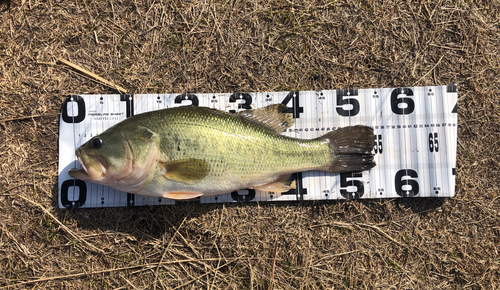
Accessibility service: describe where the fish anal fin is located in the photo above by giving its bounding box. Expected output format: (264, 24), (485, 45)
(162, 192), (203, 200)
(160, 158), (209, 184)
(238, 104), (294, 133)
(251, 174), (296, 193)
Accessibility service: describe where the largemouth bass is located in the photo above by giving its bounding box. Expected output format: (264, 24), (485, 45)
(69, 104), (375, 200)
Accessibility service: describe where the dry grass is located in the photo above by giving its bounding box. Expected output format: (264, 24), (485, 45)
(1, 0), (499, 289)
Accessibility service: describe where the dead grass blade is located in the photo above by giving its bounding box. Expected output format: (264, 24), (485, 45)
(268, 236), (279, 290)
(412, 55), (445, 86)
(356, 223), (400, 245)
(16, 195), (105, 254)
(0, 113), (60, 123)
(172, 256), (244, 290)
(1, 257), (237, 289)
(153, 215), (189, 290)
(0, 185), (28, 196)
(309, 221), (354, 230)
(57, 58), (128, 93)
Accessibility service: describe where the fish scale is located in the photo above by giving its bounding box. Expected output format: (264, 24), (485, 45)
(149, 106), (332, 194)
(69, 104), (375, 200)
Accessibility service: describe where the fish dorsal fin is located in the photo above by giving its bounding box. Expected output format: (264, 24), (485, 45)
(238, 104), (294, 133)
(160, 158), (209, 184)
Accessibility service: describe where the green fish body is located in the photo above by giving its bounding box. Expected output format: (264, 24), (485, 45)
(69, 104), (375, 200)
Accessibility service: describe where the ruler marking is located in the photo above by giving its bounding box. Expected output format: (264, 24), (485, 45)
(59, 86), (458, 207)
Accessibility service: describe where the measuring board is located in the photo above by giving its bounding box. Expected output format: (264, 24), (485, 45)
(58, 84), (458, 208)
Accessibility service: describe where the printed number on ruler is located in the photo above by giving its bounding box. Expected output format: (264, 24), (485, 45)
(58, 86), (457, 208)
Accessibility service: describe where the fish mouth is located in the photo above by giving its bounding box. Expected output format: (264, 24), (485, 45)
(68, 149), (108, 181)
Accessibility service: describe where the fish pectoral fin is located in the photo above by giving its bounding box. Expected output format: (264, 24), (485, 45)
(68, 168), (90, 180)
(251, 174), (296, 193)
(160, 158), (209, 184)
(162, 191), (203, 200)
(238, 104), (295, 133)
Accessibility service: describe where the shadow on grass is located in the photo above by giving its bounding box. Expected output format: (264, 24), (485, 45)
(50, 180), (447, 243)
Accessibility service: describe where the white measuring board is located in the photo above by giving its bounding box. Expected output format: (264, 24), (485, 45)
(58, 85), (458, 208)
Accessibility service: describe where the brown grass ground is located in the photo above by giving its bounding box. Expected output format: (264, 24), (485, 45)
(1, 0), (499, 289)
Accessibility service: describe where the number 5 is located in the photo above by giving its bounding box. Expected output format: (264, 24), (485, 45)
(336, 89), (360, 117)
(340, 172), (364, 199)
(374, 134), (383, 154)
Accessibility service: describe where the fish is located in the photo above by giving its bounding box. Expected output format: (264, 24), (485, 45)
(68, 104), (375, 200)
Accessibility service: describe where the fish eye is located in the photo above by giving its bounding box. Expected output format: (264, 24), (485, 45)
(92, 138), (102, 149)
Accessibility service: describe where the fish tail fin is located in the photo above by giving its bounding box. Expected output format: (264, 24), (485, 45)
(320, 125), (376, 173)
